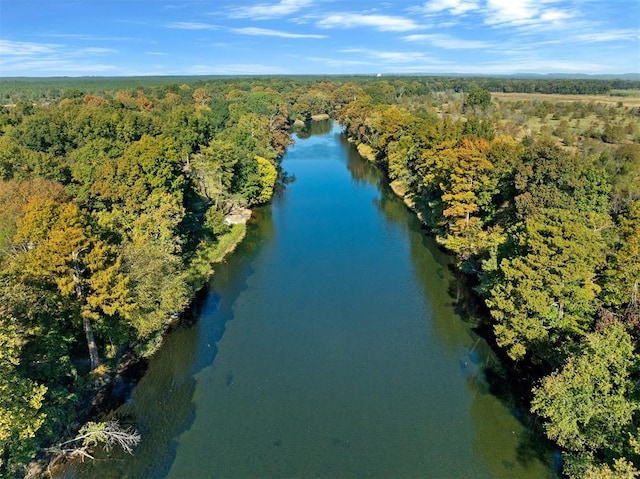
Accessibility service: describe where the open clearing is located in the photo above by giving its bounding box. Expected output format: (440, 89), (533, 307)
(492, 91), (640, 108)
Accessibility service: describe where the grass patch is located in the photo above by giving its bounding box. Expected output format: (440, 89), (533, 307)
(186, 223), (247, 291)
(610, 89), (640, 98)
(492, 91), (640, 107)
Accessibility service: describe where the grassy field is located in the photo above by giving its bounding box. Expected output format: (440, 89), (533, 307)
(492, 91), (640, 107)
(491, 90), (639, 145)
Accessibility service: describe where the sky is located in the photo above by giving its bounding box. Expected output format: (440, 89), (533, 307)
(0, 0), (638, 77)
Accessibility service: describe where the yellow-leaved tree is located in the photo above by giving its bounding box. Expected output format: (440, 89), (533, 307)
(12, 197), (132, 370)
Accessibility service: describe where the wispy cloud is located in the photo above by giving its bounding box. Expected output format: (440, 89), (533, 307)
(575, 29), (640, 43)
(40, 33), (134, 42)
(227, 0), (314, 19)
(316, 13), (421, 32)
(0, 58), (117, 74)
(465, 59), (610, 74)
(482, 0), (574, 27)
(415, 0), (576, 30)
(166, 22), (220, 30)
(74, 47), (117, 55)
(341, 48), (433, 63)
(0, 39), (59, 55)
(402, 33), (493, 49)
(0, 39), (119, 76)
(231, 27), (326, 39)
(387, 58), (608, 75)
(187, 63), (289, 75)
(415, 0), (480, 15)
(306, 56), (375, 68)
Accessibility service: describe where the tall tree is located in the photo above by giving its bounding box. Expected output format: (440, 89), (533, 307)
(487, 208), (606, 361)
(531, 322), (639, 477)
(439, 138), (493, 233)
(12, 198), (132, 370)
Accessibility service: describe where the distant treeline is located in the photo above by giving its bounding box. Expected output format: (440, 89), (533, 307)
(1, 75), (639, 103)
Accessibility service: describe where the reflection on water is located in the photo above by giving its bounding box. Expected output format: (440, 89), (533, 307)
(292, 118), (334, 139)
(60, 122), (554, 479)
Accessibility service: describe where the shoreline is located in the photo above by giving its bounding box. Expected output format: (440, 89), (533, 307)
(29, 221), (250, 478)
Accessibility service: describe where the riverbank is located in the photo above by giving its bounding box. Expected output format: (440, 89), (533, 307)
(344, 129), (560, 476)
(27, 221), (250, 478)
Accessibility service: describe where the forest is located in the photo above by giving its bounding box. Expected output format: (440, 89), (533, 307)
(0, 76), (639, 478)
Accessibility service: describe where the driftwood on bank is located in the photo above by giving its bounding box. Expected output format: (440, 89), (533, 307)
(43, 420), (140, 476)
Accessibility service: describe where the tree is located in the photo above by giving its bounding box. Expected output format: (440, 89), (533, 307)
(487, 209), (606, 361)
(254, 155), (278, 204)
(122, 241), (190, 338)
(331, 82), (365, 110)
(12, 198), (132, 370)
(602, 200), (640, 324)
(0, 313), (48, 476)
(531, 323), (639, 475)
(91, 134), (185, 216)
(464, 88), (492, 114)
(192, 87), (211, 111)
(0, 179), (67, 256)
(439, 138), (493, 233)
(52, 420), (140, 461)
(514, 140), (610, 219)
(190, 139), (241, 207)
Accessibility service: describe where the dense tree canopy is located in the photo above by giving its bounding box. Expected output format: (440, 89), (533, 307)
(332, 77), (640, 477)
(0, 79), (291, 476)
(0, 75), (638, 477)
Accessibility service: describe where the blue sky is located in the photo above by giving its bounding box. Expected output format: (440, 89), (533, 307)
(0, 0), (638, 76)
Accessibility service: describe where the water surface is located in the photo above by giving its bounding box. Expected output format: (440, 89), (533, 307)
(64, 121), (552, 478)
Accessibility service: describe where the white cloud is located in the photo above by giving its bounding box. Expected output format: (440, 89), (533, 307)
(402, 33), (493, 49)
(484, 0), (539, 25)
(306, 56), (375, 68)
(341, 48), (433, 63)
(387, 58), (610, 75)
(74, 47), (117, 55)
(475, 59), (611, 73)
(41, 33), (134, 41)
(417, 0), (480, 15)
(540, 10), (573, 22)
(316, 13), (421, 32)
(0, 39), (120, 76)
(228, 0), (314, 19)
(187, 63), (289, 75)
(231, 27), (326, 39)
(0, 58), (117, 74)
(0, 39), (59, 55)
(575, 30), (640, 43)
(166, 22), (220, 30)
(483, 0), (574, 27)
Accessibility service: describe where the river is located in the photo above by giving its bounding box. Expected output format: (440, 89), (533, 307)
(61, 121), (553, 478)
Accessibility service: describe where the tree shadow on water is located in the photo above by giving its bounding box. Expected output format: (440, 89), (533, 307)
(57, 210), (273, 479)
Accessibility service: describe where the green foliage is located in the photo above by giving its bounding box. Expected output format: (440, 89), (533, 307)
(464, 88), (492, 113)
(514, 140), (611, 218)
(0, 78), (292, 472)
(488, 209), (606, 361)
(1, 75), (638, 477)
(532, 323), (638, 461)
(254, 156), (278, 204)
(602, 200), (640, 311)
(0, 314), (48, 476)
(190, 139), (240, 206)
(122, 242), (189, 338)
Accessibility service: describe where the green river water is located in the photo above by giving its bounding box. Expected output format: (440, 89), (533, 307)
(62, 121), (553, 478)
